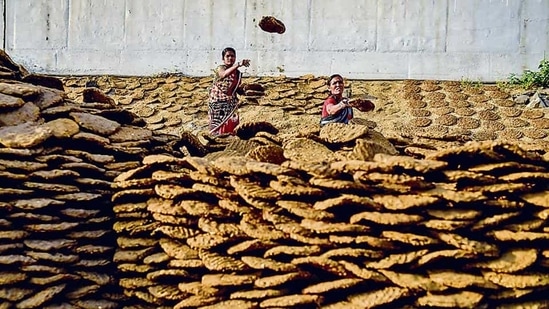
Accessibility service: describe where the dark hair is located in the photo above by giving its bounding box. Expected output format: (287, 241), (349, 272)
(222, 47), (236, 59)
(327, 74), (343, 86)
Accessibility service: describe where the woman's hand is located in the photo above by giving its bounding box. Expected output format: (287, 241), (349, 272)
(239, 59), (251, 67)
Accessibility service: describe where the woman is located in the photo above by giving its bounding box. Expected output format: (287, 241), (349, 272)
(320, 74), (354, 126)
(208, 47), (250, 135)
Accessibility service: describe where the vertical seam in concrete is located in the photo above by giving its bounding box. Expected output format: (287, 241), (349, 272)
(444, 0), (449, 53)
(66, 0), (71, 48)
(307, 0), (312, 51)
(374, 0), (379, 52)
(518, 0), (524, 55)
(243, 0), (247, 48)
(2, 0), (6, 50)
(123, 0), (128, 61)
(182, 0), (186, 75)
(63, 0), (69, 68)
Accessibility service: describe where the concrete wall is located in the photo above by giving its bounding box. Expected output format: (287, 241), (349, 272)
(2, 0), (549, 81)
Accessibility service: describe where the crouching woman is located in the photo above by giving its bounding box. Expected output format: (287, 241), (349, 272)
(320, 74), (353, 126)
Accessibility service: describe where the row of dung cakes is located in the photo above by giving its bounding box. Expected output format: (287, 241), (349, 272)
(399, 79), (549, 148)
(59, 68), (549, 150)
(112, 121), (549, 308)
(0, 50), (184, 308)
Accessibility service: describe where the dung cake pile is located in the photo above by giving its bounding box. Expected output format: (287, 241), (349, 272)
(109, 121), (400, 308)
(399, 79), (549, 149)
(0, 50), (183, 308)
(60, 72), (549, 153)
(113, 122), (549, 308)
(110, 156), (174, 308)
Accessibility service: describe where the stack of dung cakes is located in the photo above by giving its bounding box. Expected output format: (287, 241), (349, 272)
(0, 50), (183, 308)
(0, 53), (122, 308)
(112, 155), (199, 308)
(113, 128), (549, 308)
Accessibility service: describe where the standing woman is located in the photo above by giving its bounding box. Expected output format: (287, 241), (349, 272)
(320, 74), (354, 126)
(208, 47), (250, 135)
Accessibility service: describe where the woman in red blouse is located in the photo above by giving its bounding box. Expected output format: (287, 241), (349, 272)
(320, 74), (354, 126)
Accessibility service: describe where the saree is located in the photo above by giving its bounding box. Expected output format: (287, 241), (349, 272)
(319, 106), (353, 127)
(208, 66), (242, 135)
(208, 100), (239, 135)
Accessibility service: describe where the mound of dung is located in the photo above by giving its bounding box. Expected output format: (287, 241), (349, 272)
(0, 50), (184, 308)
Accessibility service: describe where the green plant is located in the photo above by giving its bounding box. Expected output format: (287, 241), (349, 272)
(495, 80), (509, 89)
(508, 58), (549, 89)
(460, 78), (483, 89)
(495, 79), (521, 92)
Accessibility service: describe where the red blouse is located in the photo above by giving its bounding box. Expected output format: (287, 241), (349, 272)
(321, 95), (339, 118)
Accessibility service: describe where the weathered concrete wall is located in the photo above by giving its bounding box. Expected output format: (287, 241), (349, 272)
(2, 0), (549, 81)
